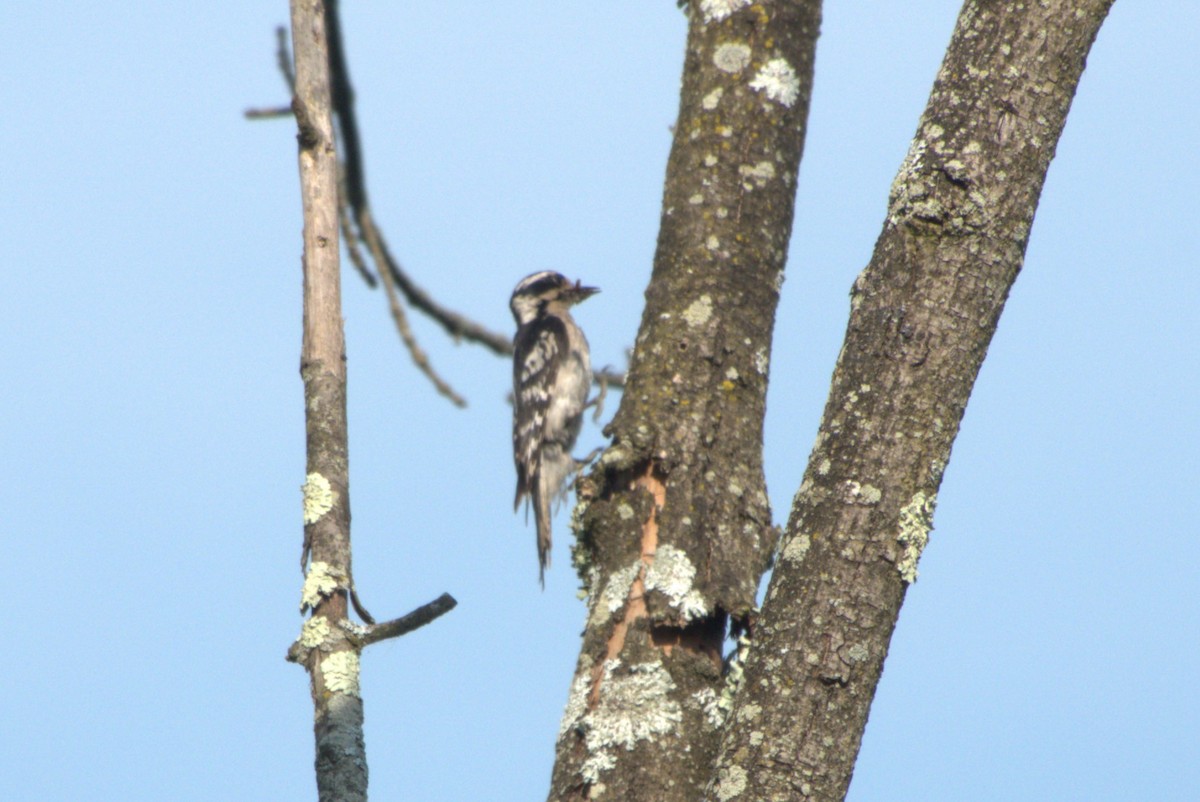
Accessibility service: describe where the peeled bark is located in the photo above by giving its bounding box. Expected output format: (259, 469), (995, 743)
(704, 2), (1114, 800)
(549, 3), (821, 800)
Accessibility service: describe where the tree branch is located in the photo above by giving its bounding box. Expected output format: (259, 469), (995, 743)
(357, 593), (458, 647)
(549, 2), (820, 799)
(244, 11), (626, 392)
(323, 0), (500, 401)
(704, 2), (1115, 799)
(289, 0), (364, 797)
(288, 4), (456, 800)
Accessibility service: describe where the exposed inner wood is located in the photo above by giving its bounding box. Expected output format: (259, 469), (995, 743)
(588, 463), (665, 707)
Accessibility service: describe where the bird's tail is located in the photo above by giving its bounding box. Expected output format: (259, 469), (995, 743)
(533, 477), (553, 588)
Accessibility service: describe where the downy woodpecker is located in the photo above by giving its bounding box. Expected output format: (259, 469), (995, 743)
(510, 271), (598, 585)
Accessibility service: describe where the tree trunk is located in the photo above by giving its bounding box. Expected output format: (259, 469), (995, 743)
(288, 2), (366, 800)
(549, 3), (821, 800)
(704, 1), (1114, 800)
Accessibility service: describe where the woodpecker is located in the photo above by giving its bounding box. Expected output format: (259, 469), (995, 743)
(510, 271), (598, 586)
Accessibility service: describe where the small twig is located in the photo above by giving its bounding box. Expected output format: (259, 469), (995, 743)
(369, 212), (468, 407)
(338, 173), (376, 287)
(275, 25), (296, 92)
(589, 371), (609, 422)
(349, 584), (375, 625)
(594, 366), (626, 390)
(244, 105), (294, 120)
(243, 27), (297, 121)
(359, 593), (458, 646)
(384, 254), (514, 355)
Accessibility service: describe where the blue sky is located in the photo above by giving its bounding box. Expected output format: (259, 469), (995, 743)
(3, 2), (1197, 800)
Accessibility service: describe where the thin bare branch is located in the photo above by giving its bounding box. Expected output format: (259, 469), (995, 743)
(369, 211), (468, 407)
(322, 0), (490, 401)
(247, 9), (624, 395)
(381, 246), (514, 355)
(244, 105), (294, 120)
(275, 24), (296, 93)
(244, 27), (297, 121)
(595, 366), (625, 390)
(247, 25), (620, 422)
(349, 584), (375, 625)
(338, 173), (376, 287)
(321, 0), (509, 355)
(358, 593), (458, 646)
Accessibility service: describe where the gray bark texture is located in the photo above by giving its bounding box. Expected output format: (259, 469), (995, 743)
(287, 2), (367, 801)
(704, 1), (1114, 800)
(549, 3), (821, 800)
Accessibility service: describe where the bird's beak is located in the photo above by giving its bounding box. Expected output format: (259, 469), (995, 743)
(572, 281), (600, 302)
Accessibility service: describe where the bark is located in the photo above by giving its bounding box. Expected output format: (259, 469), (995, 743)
(704, 2), (1114, 800)
(288, 2), (366, 800)
(282, 6), (459, 801)
(549, 3), (821, 800)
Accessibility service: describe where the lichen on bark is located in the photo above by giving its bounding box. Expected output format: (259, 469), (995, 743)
(550, 3), (822, 800)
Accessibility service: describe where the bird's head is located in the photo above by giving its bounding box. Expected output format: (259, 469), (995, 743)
(510, 271), (599, 326)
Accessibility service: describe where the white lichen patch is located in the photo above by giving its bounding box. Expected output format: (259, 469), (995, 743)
(298, 615), (331, 648)
(781, 532), (811, 563)
(706, 234), (720, 251)
(736, 702), (762, 723)
(702, 87), (724, 110)
(598, 444), (635, 471)
(694, 687), (723, 729)
(749, 58), (801, 107)
(301, 561), (344, 611)
(558, 670), (592, 741)
(682, 294), (714, 328)
(581, 751), (617, 785)
(302, 472), (334, 524)
(320, 650), (360, 697)
(713, 42), (753, 74)
(713, 764), (749, 800)
(644, 544), (708, 621)
(846, 642), (869, 663)
(716, 627), (751, 722)
(573, 660), (683, 784)
(738, 160), (776, 188)
(896, 490), (937, 583)
(700, 0), (750, 22)
(754, 347), (768, 374)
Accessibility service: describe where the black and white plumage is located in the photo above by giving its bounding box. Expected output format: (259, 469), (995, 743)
(510, 271), (598, 586)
